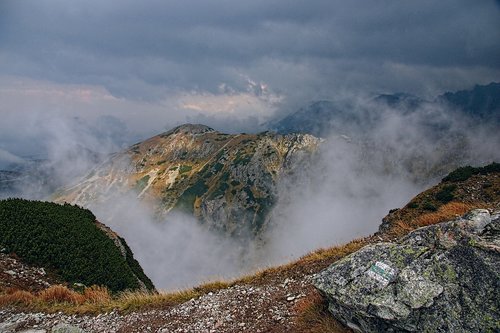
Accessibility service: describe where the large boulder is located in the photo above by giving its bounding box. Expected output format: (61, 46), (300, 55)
(314, 209), (500, 332)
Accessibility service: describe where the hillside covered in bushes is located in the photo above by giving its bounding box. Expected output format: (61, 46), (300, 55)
(0, 199), (154, 292)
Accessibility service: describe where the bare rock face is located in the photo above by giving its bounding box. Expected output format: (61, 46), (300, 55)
(314, 209), (500, 333)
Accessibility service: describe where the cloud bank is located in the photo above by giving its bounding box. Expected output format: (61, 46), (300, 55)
(1, 1), (499, 157)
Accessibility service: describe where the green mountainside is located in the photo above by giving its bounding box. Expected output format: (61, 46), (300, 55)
(55, 124), (320, 237)
(0, 199), (154, 292)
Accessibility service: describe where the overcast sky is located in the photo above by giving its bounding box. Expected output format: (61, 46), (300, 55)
(1, 0), (499, 160)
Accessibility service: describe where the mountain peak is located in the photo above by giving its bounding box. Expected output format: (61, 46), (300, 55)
(165, 124), (216, 136)
(55, 126), (321, 238)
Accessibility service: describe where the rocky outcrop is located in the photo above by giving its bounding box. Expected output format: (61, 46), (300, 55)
(54, 124), (320, 237)
(314, 209), (500, 332)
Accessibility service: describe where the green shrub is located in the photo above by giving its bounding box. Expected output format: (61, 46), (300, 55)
(480, 162), (500, 174)
(443, 162), (499, 182)
(407, 202), (419, 209)
(435, 185), (457, 203)
(442, 166), (475, 182)
(135, 175), (150, 192)
(0, 199), (154, 292)
(422, 201), (437, 212)
(179, 165), (193, 174)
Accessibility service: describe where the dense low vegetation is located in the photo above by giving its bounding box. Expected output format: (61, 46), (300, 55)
(442, 162), (499, 182)
(0, 199), (153, 292)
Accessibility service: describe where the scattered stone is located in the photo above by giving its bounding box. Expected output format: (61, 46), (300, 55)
(0, 321), (21, 332)
(51, 323), (87, 333)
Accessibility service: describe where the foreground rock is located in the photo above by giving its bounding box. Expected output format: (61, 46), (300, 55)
(314, 209), (500, 332)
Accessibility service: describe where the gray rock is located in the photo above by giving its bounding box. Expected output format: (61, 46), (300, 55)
(464, 208), (491, 232)
(314, 209), (500, 333)
(0, 321), (21, 333)
(51, 324), (87, 333)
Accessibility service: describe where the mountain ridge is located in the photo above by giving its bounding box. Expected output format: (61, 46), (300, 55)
(270, 82), (500, 138)
(54, 124), (321, 237)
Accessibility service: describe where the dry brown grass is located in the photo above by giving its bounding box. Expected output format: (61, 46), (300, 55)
(83, 285), (112, 304)
(0, 288), (35, 306)
(414, 202), (476, 227)
(38, 285), (85, 304)
(298, 238), (367, 265)
(390, 201), (477, 236)
(0, 279), (234, 314)
(293, 290), (351, 333)
(193, 280), (232, 293)
(392, 219), (414, 234)
(114, 289), (199, 312)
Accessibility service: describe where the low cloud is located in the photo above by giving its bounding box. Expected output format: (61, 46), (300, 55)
(0, 148), (24, 168)
(80, 191), (262, 290)
(262, 96), (500, 263)
(4, 89), (500, 289)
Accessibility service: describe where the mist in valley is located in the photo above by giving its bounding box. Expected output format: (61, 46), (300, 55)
(3, 93), (498, 290)
(1, 0), (499, 290)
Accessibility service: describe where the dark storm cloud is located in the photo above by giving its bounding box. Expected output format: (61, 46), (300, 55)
(1, 0), (499, 100)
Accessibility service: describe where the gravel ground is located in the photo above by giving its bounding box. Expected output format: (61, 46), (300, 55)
(0, 276), (315, 333)
(0, 253), (57, 292)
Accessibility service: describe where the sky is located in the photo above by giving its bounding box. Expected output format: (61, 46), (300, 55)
(1, 0), (500, 160)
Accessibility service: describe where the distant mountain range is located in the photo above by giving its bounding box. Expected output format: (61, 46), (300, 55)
(439, 82), (500, 124)
(0, 146), (104, 200)
(266, 82), (500, 184)
(270, 82), (500, 137)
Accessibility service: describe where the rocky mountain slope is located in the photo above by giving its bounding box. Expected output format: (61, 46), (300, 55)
(1, 163), (498, 332)
(0, 252), (60, 293)
(439, 82), (500, 125)
(54, 124), (320, 237)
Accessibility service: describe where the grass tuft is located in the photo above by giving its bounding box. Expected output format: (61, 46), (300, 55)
(0, 279), (233, 314)
(414, 201), (474, 227)
(0, 289), (35, 306)
(293, 290), (351, 333)
(38, 285), (85, 305)
(83, 285), (112, 304)
(389, 201), (477, 237)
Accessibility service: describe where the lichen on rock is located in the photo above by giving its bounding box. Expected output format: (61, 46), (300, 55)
(314, 209), (500, 332)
